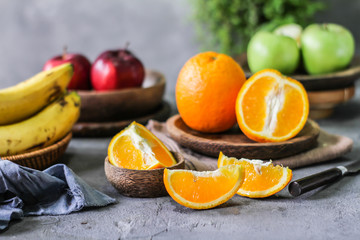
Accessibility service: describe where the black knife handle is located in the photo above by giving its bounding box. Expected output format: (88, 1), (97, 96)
(288, 167), (344, 197)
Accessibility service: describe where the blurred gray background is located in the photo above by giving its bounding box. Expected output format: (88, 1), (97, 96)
(0, 0), (359, 104)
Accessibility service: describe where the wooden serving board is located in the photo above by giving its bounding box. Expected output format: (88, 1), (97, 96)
(72, 101), (171, 138)
(166, 115), (320, 160)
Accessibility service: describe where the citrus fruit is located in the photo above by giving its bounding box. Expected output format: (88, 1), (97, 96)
(176, 51), (246, 133)
(164, 165), (244, 209)
(108, 122), (176, 170)
(236, 69), (309, 142)
(218, 152), (292, 198)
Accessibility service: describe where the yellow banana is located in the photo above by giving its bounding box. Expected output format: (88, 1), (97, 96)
(0, 63), (73, 125)
(0, 91), (80, 156)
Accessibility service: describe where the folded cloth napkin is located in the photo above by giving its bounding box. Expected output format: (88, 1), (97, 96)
(0, 160), (115, 231)
(146, 120), (353, 170)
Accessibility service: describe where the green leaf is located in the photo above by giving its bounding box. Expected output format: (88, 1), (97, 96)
(190, 0), (326, 55)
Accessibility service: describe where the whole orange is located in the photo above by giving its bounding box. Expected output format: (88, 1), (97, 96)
(176, 52), (246, 133)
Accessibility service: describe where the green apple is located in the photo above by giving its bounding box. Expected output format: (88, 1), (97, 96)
(274, 23), (303, 47)
(301, 23), (355, 75)
(247, 31), (300, 75)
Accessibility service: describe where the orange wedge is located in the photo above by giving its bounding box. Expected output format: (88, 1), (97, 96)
(218, 152), (292, 198)
(164, 165), (244, 209)
(108, 122), (176, 170)
(236, 69), (309, 142)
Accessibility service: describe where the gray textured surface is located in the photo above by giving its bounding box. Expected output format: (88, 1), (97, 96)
(1, 0), (360, 239)
(3, 88), (360, 239)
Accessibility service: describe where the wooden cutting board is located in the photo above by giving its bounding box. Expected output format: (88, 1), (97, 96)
(166, 115), (320, 160)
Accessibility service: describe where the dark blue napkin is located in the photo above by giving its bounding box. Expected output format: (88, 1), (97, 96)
(0, 159), (116, 230)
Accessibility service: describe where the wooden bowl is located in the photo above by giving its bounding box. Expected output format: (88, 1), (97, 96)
(72, 101), (171, 138)
(104, 152), (185, 198)
(236, 54), (360, 91)
(308, 85), (355, 119)
(0, 132), (72, 170)
(166, 115), (320, 160)
(77, 69), (165, 122)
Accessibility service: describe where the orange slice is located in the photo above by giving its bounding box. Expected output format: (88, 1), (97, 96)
(108, 122), (176, 170)
(236, 69), (309, 142)
(164, 165), (244, 209)
(218, 152), (292, 198)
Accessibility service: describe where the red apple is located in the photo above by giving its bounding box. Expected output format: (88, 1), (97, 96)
(91, 47), (145, 91)
(43, 47), (91, 90)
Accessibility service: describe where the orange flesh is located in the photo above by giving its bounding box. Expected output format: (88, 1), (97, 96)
(221, 158), (284, 191)
(137, 126), (175, 167)
(111, 135), (154, 170)
(272, 85), (304, 137)
(241, 76), (275, 131)
(237, 69), (308, 142)
(169, 171), (239, 203)
(242, 165), (284, 191)
(109, 122), (176, 170)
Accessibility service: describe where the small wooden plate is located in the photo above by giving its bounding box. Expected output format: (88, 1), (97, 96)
(104, 151), (185, 198)
(166, 115), (320, 160)
(0, 132), (72, 170)
(236, 54), (360, 91)
(72, 101), (171, 137)
(77, 69), (165, 122)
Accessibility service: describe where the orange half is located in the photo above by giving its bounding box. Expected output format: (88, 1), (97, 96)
(108, 122), (176, 170)
(164, 165), (244, 209)
(218, 152), (292, 198)
(236, 69), (309, 142)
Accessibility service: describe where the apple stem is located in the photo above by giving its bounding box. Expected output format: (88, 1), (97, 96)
(63, 45), (68, 60)
(322, 24), (328, 31)
(124, 42), (130, 50)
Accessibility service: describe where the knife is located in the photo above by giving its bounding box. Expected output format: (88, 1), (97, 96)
(288, 160), (360, 197)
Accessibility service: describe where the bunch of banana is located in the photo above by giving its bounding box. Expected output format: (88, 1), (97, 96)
(0, 63), (73, 125)
(0, 64), (81, 156)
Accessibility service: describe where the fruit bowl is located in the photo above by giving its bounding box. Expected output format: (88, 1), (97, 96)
(0, 132), (72, 170)
(104, 151), (185, 198)
(73, 101), (171, 137)
(237, 54), (360, 91)
(76, 69), (165, 122)
(237, 54), (360, 118)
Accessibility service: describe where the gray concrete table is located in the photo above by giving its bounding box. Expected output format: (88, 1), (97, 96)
(3, 84), (360, 240)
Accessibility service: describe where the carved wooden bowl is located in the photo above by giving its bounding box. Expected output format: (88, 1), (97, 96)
(104, 151), (185, 198)
(237, 54), (360, 91)
(77, 69), (165, 122)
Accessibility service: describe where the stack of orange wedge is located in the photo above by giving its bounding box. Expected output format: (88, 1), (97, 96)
(163, 152), (292, 209)
(218, 152), (292, 198)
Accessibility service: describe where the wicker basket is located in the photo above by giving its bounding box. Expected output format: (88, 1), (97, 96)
(1, 132), (72, 170)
